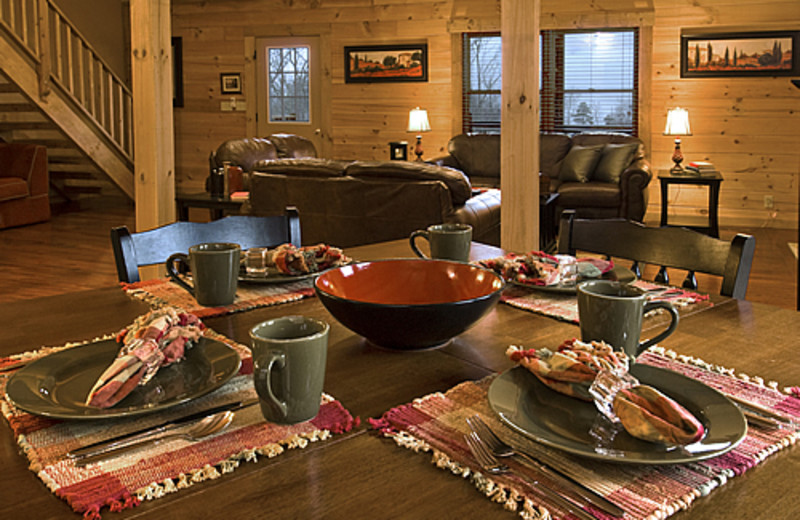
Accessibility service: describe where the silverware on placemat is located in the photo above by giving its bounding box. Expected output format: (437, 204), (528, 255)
(467, 415), (624, 518)
(464, 432), (599, 520)
(68, 399), (258, 465)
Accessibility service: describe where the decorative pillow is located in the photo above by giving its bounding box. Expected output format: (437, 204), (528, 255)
(593, 143), (639, 184)
(346, 161), (473, 206)
(558, 144), (604, 183)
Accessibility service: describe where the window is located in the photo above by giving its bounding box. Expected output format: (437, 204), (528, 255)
(267, 46), (310, 122)
(461, 29), (639, 135)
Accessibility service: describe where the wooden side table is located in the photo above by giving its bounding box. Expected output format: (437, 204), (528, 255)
(658, 171), (723, 238)
(175, 192), (246, 221)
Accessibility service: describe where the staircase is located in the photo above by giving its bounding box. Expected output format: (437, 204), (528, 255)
(0, 0), (133, 201)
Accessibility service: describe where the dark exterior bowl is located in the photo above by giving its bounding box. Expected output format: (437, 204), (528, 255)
(314, 259), (505, 350)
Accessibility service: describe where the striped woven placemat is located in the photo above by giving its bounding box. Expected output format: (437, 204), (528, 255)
(122, 277), (314, 318)
(0, 330), (357, 520)
(501, 280), (711, 324)
(370, 348), (800, 520)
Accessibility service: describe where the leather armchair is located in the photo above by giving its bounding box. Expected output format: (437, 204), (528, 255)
(0, 143), (51, 229)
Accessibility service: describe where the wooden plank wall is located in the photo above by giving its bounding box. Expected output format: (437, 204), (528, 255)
(171, 0), (800, 230)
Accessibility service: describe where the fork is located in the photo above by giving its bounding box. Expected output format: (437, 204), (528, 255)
(74, 410), (235, 467)
(464, 432), (599, 520)
(467, 415), (624, 517)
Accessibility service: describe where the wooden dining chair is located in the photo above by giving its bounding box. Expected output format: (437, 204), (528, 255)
(557, 210), (756, 299)
(111, 207), (301, 283)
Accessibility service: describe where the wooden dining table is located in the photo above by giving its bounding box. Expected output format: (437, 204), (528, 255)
(1, 239), (798, 519)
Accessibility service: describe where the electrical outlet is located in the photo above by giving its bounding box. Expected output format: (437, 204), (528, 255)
(764, 195), (774, 209)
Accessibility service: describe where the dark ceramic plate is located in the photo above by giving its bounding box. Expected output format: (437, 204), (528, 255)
(5, 337), (240, 419)
(488, 364), (747, 464)
(511, 266), (636, 294)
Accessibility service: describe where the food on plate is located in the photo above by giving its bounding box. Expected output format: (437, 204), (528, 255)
(258, 243), (350, 276)
(506, 339), (629, 400)
(506, 339), (705, 445)
(85, 307), (205, 408)
(480, 251), (613, 286)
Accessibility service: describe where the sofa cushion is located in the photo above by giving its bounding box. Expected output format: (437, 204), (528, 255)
(558, 144), (604, 183)
(557, 181), (620, 208)
(346, 161), (473, 206)
(447, 134), (500, 180)
(215, 138), (278, 172)
(540, 133), (573, 178)
(252, 158), (350, 177)
(571, 132), (641, 147)
(0, 177), (29, 202)
(267, 133), (318, 158)
(593, 143), (639, 184)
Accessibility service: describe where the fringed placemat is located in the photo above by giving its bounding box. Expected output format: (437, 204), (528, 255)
(370, 348), (799, 520)
(1, 332), (358, 520)
(501, 280), (711, 324)
(122, 278), (314, 318)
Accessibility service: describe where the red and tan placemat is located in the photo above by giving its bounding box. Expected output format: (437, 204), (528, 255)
(370, 348), (800, 520)
(501, 280), (711, 324)
(122, 278), (314, 318)
(0, 331), (358, 520)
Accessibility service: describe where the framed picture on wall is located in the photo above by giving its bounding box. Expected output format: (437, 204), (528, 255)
(344, 43), (428, 83)
(172, 37), (184, 107)
(681, 30), (799, 77)
(220, 73), (242, 94)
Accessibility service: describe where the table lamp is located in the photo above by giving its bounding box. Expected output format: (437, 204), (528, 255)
(407, 107), (431, 161)
(664, 108), (692, 173)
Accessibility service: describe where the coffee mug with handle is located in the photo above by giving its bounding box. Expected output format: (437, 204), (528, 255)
(249, 316), (329, 424)
(577, 280), (679, 358)
(409, 223), (472, 262)
(166, 242), (241, 306)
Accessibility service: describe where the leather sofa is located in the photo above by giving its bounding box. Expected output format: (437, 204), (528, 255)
(210, 133), (317, 190)
(431, 132), (652, 221)
(246, 158), (501, 248)
(0, 143), (51, 229)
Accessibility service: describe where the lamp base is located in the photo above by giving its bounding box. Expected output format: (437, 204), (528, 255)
(414, 135), (424, 161)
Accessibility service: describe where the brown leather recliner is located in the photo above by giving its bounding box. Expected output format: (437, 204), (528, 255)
(0, 143), (51, 229)
(246, 158), (501, 248)
(432, 132), (652, 221)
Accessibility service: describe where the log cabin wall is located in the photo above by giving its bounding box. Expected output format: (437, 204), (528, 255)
(170, 0), (799, 230)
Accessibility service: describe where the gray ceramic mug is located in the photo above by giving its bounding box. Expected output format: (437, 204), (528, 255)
(249, 316), (329, 424)
(166, 242), (240, 306)
(577, 280), (679, 358)
(410, 223), (472, 262)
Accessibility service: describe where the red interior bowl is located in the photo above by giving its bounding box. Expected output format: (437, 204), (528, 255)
(315, 259), (505, 350)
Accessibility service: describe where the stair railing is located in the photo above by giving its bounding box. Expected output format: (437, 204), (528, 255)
(0, 0), (133, 163)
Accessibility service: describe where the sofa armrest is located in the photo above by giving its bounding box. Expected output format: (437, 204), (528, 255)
(446, 189), (501, 246)
(428, 155), (460, 170)
(618, 157), (652, 221)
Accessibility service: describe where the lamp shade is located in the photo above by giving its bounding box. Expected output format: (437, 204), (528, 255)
(664, 108), (691, 136)
(407, 107), (431, 133)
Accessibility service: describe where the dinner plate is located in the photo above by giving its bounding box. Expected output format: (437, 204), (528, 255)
(488, 364), (747, 464)
(5, 337), (241, 419)
(511, 265), (636, 294)
(239, 266), (318, 284)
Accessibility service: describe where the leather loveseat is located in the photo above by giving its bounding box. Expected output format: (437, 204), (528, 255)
(432, 132), (652, 221)
(0, 143), (51, 229)
(246, 158), (501, 248)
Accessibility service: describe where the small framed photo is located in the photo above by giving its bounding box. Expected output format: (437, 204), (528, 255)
(220, 73), (242, 94)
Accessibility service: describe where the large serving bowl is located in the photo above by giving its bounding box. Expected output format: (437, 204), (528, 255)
(314, 259), (505, 350)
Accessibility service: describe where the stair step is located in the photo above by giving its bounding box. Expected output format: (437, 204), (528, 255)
(0, 103), (36, 112)
(49, 163), (101, 174)
(0, 122), (57, 131)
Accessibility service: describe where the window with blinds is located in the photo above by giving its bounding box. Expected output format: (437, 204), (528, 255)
(462, 29), (639, 135)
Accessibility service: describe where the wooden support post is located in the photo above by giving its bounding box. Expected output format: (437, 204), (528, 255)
(130, 0), (175, 234)
(501, 0), (540, 253)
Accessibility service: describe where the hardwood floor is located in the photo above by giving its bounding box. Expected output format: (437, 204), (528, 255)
(0, 197), (797, 309)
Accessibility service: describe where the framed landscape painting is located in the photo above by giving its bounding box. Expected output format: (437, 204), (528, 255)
(344, 44), (428, 83)
(681, 30), (799, 77)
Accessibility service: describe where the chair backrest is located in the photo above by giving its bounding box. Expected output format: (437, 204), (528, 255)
(111, 208), (301, 283)
(557, 210), (755, 299)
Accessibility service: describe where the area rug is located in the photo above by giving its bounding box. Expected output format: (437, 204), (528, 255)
(0, 331), (358, 519)
(122, 277), (314, 318)
(371, 347), (800, 520)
